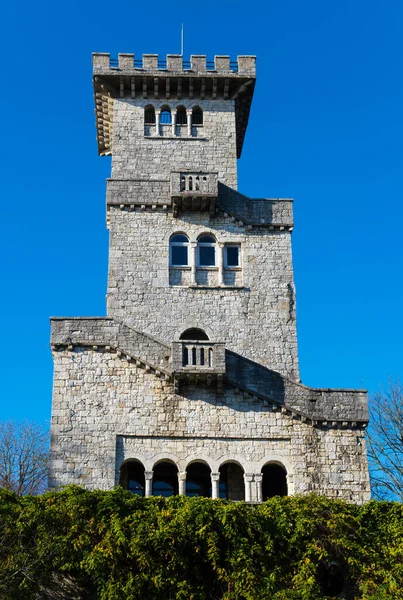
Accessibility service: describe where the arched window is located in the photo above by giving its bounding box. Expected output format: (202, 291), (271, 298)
(152, 461), (178, 497)
(219, 462), (245, 501)
(192, 106), (203, 126)
(119, 460), (145, 496)
(170, 234), (189, 266)
(262, 463), (287, 500)
(186, 462), (211, 497)
(160, 106), (172, 124)
(176, 105), (187, 125)
(197, 234), (216, 267)
(144, 105), (156, 125)
(180, 328), (209, 340)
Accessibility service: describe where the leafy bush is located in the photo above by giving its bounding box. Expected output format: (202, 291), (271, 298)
(0, 487), (402, 599)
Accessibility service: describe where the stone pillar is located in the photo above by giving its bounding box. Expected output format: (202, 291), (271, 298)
(172, 110), (176, 137)
(211, 472), (220, 499)
(178, 471), (187, 495)
(144, 471), (153, 497)
(254, 473), (263, 503)
(244, 473), (254, 502)
(155, 109), (160, 136)
(190, 242), (197, 285)
(187, 110), (192, 137)
(218, 243), (224, 286)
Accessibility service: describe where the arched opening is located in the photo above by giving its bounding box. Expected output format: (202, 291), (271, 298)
(186, 462), (211, 497)
(197, 234), (216, 267)
(262, 463), (287, 499)
(160, 106), (172, 124)
(170, 233), (189, 266)
(152, 461), (178, 497)
(176, 105), (187, 125)
(180, 328), (209, 341)
(192, 106), (203, 126)
(119, 460), (145, 496)
(219, 462), (245, 501)
(144, 105), (156, 124)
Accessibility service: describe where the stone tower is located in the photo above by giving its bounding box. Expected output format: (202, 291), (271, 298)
(49, 52), (370, 503)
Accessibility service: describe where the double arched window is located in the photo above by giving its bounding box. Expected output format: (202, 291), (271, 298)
(170, 234), (189, 266)
(197, 234), (216, 266)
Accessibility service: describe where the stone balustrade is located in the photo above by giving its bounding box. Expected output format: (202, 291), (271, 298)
(172, 341), (226, 375)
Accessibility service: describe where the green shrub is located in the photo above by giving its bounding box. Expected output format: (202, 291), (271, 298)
(0, 487), (402, 599)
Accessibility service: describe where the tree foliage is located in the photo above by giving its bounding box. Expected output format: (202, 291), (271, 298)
(366, 380), (403, 502)
(0, 421), (49, 496)
(0, 488), (402, 600)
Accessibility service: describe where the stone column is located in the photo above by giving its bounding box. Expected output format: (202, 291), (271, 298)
(187, 110), (192, 137)
(144, 471), (153, 497)
(211, 472), (220, 499)
(244, 473), (254, 502)
(155, 109), (160, 136)
(254, 473), (263, 503)
(171, 110), (176, 136)
(178, 471), (187, 495)
(190, 242), (197, 285)
(218, 243), (224, 286)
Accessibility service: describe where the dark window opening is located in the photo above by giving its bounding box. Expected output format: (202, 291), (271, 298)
(192, 106), (203, 125)
(226, 246), (240, 267)
(198, 235), (216, 267)
(176, 106), (187, 125)
(152, 462), (178, 497)
(219, 463), (245, 501)
(262, 464), (287, 500)
(144, 106), (156, 124)
(170, 234), (189, 266)
(186, 463), (211, 497)
(180, 329), (209, 341)
(119, 461), (145, 496)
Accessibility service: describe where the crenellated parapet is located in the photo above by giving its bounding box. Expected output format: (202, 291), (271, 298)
(92, 53), (256, 76)
(93, 52), (256, 158)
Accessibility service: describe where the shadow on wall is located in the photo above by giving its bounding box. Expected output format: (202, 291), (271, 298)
(225, 350), (286, 410)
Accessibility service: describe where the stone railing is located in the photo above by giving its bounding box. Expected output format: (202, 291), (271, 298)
(172, 341), (226, 374)
(171, 172), (218, 197)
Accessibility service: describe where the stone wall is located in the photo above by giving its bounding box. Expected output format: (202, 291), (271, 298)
(106, 208), (300, 379)
(49, 348), (370, 503)
(111, 99), (238, 188)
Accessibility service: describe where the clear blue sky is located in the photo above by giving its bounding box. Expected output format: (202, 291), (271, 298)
(1, 0), (402, 424)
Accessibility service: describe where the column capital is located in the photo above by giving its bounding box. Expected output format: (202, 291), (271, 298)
(144, 471), (153, 480)
(178, 471), (187, 481)
(254, 473), (263, 483)
(244, 473), (254, 483)
(211, 472), (220, 482)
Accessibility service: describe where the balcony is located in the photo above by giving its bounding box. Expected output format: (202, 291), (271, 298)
(172, 340), (226, 391)
(170, 172), (218, 217)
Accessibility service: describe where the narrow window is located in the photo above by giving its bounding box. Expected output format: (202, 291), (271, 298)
(144, 105), (156, 124)
(176, 105), (187, 125)
(192, 106), (203, 126)
(197, 234), (216, 267)
(170, 234), (189, 266)
(160, 106), (172, 124)
(225, 245), (240, 268)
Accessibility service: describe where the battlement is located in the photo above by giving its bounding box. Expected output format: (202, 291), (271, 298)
(92, 53), (256, 76)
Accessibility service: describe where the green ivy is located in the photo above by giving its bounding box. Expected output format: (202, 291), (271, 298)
(0, 487), (402, 599)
